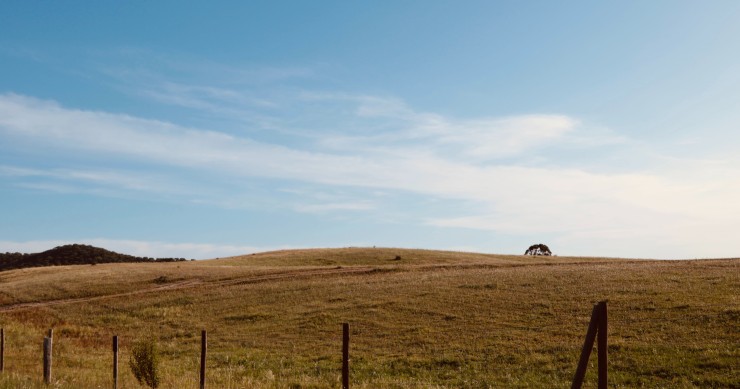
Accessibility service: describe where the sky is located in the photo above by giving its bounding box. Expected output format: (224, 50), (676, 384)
(1, 1), (740, 259)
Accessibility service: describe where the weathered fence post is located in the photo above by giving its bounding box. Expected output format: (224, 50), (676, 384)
(48, 328), (53, 339)
(342, 323), (350, 389)
(571, 303), (600, 389)
(1, 327), (4, 372)
(43, 336), (52, 384)
(113, 335), (119, 389)
(200, 330), (207, 389)
(597, 301), (608, 389)
(571, 301), (608, 389)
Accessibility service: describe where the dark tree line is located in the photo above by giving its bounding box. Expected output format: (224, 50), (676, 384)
(0, 244), (189, 272)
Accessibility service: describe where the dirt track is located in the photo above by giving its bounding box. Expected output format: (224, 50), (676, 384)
(0, 266), (376, 312)
(0, 259), (656, 313)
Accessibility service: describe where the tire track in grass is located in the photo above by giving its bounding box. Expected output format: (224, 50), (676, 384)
(0, 260), (642, 312)
(0, 266), (377, 312)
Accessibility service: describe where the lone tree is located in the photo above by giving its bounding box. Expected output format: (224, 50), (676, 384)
(524, 244), (552, 256)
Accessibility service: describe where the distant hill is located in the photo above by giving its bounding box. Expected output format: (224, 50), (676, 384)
(0, 244), (188, 271)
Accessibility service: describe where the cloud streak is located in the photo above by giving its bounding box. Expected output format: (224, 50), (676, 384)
(2, 91), (739, 258)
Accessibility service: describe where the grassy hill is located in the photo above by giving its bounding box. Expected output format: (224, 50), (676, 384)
(0, 248), (737, 388)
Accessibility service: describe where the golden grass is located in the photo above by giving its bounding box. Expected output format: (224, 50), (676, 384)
(0, 248), (737, 388)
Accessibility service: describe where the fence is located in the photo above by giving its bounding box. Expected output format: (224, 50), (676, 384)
(0, 302), (608, 388)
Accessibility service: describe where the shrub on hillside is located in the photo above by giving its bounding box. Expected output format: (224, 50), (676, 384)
(129, 337), (161, 389)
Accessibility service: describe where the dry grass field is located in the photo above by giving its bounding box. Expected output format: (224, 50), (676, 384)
(0, 248), (737, 388)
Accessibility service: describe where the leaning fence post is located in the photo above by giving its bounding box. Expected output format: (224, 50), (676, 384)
(342, 323), (350, 389)
(571, 303), (600, 389)
(1, 327), (4, 372)
(113, 336), (119, 389)
(200, 330), (207, 389)
(43, 336), (52, 384)
(597, 301), (608, 389)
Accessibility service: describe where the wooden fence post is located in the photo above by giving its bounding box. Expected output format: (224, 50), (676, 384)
(48, 329), (53, 339)
(342, 323), (350, 389)
(1, 328), (4, 372)
(571, 303), (600, 389)
(113, 336), (119, 389)
(43, 336), (52, 384)
(597, 301), (608, 389)
(571, 301), (608, 389)
(200, 330), (207, 389)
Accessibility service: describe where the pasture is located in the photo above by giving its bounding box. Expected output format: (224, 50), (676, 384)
(0, 248), (737, 388)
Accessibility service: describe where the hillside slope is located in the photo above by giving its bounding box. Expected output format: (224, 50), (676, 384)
(210, 247), (624, 267)
(0, 248), (737, 388)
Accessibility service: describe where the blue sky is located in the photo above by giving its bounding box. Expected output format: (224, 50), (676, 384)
(2, 1), (740, 259)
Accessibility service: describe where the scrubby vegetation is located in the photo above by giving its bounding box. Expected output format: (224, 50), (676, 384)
(0, 244), (188, 272)
(130, 338), (161, 389)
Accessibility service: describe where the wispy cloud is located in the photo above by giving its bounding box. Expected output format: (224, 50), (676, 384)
(95, 50), (317, 132)
(303, 93), (623, 162)
(99, 47), (316, 85)
(0, 163), (219, 207)
(2, 89), (739, 258)
(293, 201), (376, 214)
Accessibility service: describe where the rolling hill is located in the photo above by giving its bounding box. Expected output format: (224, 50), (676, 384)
(0, 247), (737, 388)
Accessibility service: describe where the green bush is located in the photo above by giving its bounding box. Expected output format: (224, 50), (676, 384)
(129, 338), (161, 388)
